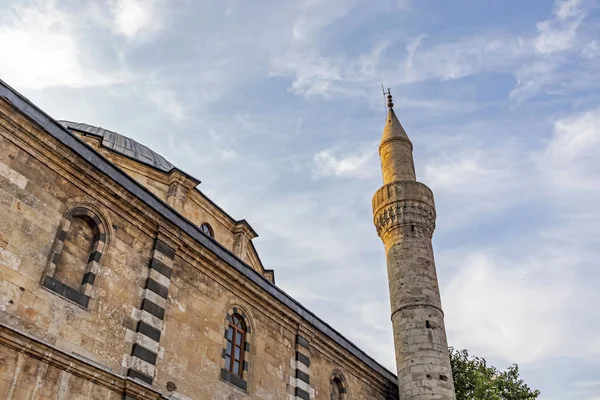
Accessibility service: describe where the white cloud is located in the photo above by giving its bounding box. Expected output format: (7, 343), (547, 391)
(444, 251), (574, 364)
(312, 143), (378, 178)
(509, 60), (558, 101)
(582, 40), (600, 59)
(109, 0), (161, 40)
(547, 108), (600, 160)
(423, 150), (516, 193)
(554, 0), (585, 20)
(0, 0), (126, 89)
(534, 0), (586, 54)
(540, 108), (600, 193)
(534, 19), (582, 55)
(441, 107), (600, 367)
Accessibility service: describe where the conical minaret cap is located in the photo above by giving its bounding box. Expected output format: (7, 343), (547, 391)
(380, 108), (412, 150)
(378, 91), (416, 183)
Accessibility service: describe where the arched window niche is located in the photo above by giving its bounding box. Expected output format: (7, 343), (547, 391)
(330, 371), (348, 400)
(42, 206), (108, 309)
(220, 306), (252, 391)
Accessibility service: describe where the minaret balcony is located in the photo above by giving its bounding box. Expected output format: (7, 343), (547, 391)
(372, 180), (436, 237)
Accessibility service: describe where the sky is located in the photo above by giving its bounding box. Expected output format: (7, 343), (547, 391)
(0, 0), (599, 398)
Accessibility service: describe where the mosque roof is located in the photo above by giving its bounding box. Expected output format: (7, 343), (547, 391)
(59, 121), (175, 172)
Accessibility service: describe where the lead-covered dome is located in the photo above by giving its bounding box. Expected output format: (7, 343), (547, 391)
(59, 121), (174, 172)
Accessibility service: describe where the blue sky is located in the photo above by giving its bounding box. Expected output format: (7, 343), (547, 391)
(1, 0), (599, 398)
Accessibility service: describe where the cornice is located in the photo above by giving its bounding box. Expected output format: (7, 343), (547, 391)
(0, 323), (166, 400)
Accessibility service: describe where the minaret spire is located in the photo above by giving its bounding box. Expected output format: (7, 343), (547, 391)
(372, 88), (456, 399)
(379, 90), (416, 184)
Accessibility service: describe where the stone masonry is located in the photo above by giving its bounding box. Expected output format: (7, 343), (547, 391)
(0, 80), (400, 399)
(373, 94), (456, 399)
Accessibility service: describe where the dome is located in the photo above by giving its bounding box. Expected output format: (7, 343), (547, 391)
(59, 121), (174, 172)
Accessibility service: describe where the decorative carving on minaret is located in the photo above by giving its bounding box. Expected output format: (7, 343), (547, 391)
(372, 181), (437, 237)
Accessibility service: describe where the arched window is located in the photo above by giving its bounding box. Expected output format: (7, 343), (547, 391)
(225, 314), (245, 377)
(42, 206), (107, 309)
(220, 307), (252, 391)
(200, 223), (214, 238)
(330, 371), (347, 400)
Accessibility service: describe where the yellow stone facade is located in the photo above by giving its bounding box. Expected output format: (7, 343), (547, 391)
(373, 101), (456, 399)
(0, 81), (398, 400)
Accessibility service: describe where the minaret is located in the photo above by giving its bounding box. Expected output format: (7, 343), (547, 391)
(372, 91), (456, 399)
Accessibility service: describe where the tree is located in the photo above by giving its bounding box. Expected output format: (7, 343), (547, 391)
(449, 348), (541, 400)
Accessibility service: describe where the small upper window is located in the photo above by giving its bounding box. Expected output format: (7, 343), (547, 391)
(200, 223), (214, 238)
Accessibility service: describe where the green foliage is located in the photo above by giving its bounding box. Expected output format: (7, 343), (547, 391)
(449, 348), (541, 400)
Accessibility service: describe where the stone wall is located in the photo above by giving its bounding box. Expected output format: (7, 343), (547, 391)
(0, 95), (397, 399)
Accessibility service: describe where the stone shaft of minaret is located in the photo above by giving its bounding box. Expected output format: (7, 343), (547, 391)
(373, 94), (456, 399)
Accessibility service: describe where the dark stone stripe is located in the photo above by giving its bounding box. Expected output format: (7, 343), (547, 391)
(97, 232), (106, 242)
(220, 368), (247, 391)
(149, 258), (172, 279)
(244, 342), (250, 352)
(81, 272), (96, 285)
(87, 251), (102, 263)
(340, 387), (347, 393)
(132, 344), (157, 365)
(51, 252), (60, 265)
(243, 361), (248, 371)
(42, 276), (89, 308)
(66, 207), (90, 220)
(155, 240), (175, 260)
(296, 369), (310, 384)
(141, 298), (165, 320)
(296, 351), (310, 367)
(58, 230), (67, 241)
(137, 321), (161, 342)
(146, 278), (168, 299)
(296, 335), (310, 350)
(295, 387), (310, 400)
(92, 215), (101, 226)
(127, 368), (153, 385)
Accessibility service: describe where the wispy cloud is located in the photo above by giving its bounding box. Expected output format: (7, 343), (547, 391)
(534, 0), (587, 54)
(312, 142), (378, 178)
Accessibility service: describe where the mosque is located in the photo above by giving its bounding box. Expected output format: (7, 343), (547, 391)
(0, 79), (454, 399)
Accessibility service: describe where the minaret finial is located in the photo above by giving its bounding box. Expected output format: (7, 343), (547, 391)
(382, 84), (394, 110)
(386, 88), (393, 109)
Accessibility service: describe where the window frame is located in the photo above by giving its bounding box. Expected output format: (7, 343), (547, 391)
(220, 307), (252, 392)
(200, 222), (214, 238)
(224, 314), (246, 377)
